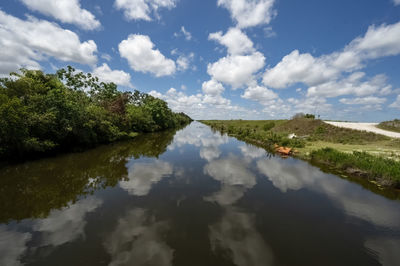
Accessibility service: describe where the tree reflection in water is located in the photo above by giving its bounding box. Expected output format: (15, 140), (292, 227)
(0, 127), (183, 223)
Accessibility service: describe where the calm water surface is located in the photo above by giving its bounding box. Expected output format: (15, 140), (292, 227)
(1, 122), (400, 266)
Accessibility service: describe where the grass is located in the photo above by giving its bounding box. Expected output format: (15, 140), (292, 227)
(377, 119), (400, 133)
(310, 148), (400, 188)
(272, 118), (388, 144)
(200, 118), (400, 189)
(299, 140), (400, 161)
(200, 119), (305, 149)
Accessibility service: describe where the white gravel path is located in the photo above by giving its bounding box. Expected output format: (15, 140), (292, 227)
(324, 121), (400, 138)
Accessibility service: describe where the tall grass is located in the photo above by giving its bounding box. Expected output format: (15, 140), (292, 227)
(310, 148), (400, 187)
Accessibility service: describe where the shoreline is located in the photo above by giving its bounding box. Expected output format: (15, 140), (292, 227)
(200, 119), (400, 195)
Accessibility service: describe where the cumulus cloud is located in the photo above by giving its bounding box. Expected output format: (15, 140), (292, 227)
(21, 0), (100, 30)
(204, 155), (256, 188)
(394, 0), (400, 6)
(119, 34), (176, 77)
(105, 208), (173, 266)
(339, 96), (386, 105)
(177, 52), (194, 71)
(33, 197), (103, 247)
(257, 157), (400, 229)
(209, 27), (254, 55)
(0, 10), (98, 76)
(114, 0), (177, 21)
(263, 21), (400, 95)
(92, 63), (133, 87)
(202, 79), (225, 96)
(207, 52), (265, 89)
(263, 50), (338, 89)
(208, 28), (265, 89)
(217, 0), (277, 28)
(389, 95), (400, 109)
(149, 87), (253, 120)
(120, 160), (173, 196)
(150, 88), (204, 113)
(241, 85), (278, 104)
(239, 144), (265, 159)
(0, 226), (31, 266)
(209, 209), (274, 265)
(307, 72), (392, 98)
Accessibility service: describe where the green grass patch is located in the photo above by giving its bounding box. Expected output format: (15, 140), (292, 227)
(272, 118), (388, 144)
(310, 147), (400, 187)
(200, 119), (305, 148)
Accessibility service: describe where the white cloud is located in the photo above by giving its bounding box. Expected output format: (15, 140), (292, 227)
(105, 208), (173, 266)
(0, 10), (97, 76)
(0, 226), (31, 266)
(339, 96), (386, 105)
(180, 26), (192, 41)
(263, 50), (338, 89)
(149, 87), (253, 120)
(241, 85), (278, 104)
(119, 34), (176, 77)
(203, 93), (232, 106)
(200, 146), (221, 162)
(207, 52), (265, 89)
(389, 95), (400, 109)
(120, 160), (173, 196)
(101, 53), (112, 61)
(114, 0), (177, 21)
(209, 209), (274, 265)
(257, 157), (400, 229)
(208, 28), (266, 89)
(33, 197), (102, 247)
(209, 27), (254, 55)
(263, 21), (400, 94)
(21, 0), (100, 30)
(202, 79), (225, 96)
(204, 155), (256, 188)
(264, 26), (276, 38)
(217, 0), (277, 28)
(307, 72), (392, 98)
(177, 52), (194, 71)
(394, 0), (400, 6)
(239, 144), (265, 159)
(348, 22), (400, 60)
(92, 63), (133, 87)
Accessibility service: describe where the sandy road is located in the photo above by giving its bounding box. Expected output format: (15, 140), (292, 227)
(324, 121), (400, 138)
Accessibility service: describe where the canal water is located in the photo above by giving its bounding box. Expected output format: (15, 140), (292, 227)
(1, 122), (399, 266)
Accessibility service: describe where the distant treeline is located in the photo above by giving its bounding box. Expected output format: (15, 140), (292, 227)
(0, 66), (192, 160)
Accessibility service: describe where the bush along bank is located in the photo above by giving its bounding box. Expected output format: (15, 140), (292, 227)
(200, 119), (400, 189)
(0, 67), (192, 161)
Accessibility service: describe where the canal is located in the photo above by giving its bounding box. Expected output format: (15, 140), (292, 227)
(0, 122), (399, 266)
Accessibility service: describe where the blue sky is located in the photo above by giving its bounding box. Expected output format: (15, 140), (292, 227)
(1, 0), (400, 121)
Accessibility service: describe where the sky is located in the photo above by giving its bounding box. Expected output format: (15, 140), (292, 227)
(1, 0), (400, 121)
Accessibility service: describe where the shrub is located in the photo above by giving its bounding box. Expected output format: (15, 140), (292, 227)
(263, 121), (275, 131)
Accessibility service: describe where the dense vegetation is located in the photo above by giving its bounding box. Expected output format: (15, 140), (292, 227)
(310, 148), (400, 188)
(200, 119), (305, 148)
(377, 119), (400, 133)
(0, 67), (191, 160)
